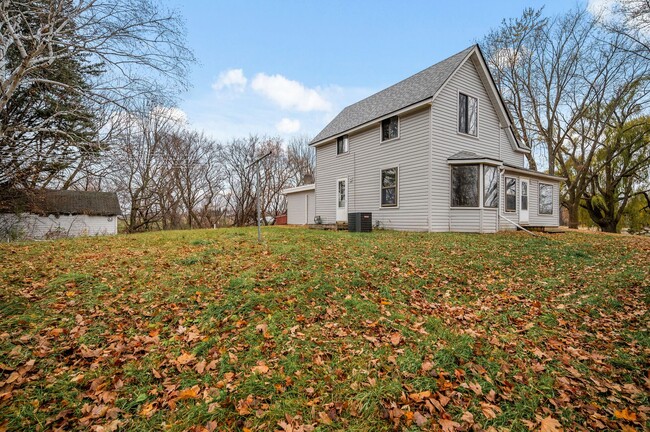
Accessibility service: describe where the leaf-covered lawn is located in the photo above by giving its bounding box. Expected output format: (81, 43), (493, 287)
(0, 227), (648, 431)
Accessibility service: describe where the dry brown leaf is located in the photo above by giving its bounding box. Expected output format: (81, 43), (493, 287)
(409, 391), (431, 402)
(439, 418), (461, 431)
(468, 381), (482, 395)
(317, 411), (332, 425)
(480, 402), (497, 419)
(251, 362), (269, 374)
(390, 332), (402, 346)
(177, 386), (200, 400)
(614, 408), (638, 421)
(539, 416), (563, 432)
(413, 411), (428, 427)
(461, 411), (474, 424)
(139, 402), (157, 417)
(195, 359), (206, 374)
(176, 352), (195, 365)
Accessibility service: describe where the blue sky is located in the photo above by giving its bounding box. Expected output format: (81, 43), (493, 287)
(164, 0), (594, 142)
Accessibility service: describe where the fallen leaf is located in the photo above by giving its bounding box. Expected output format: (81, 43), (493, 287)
(251, 362), (269, 374)
(413, 411), (428, 427)
(439, 418), (461, 431)
(540, 416), (563, 432)
(318, 410), (333, 425)
(177, 386), (200, 400)
(176, 352), (195, 365)
(461, 411), (474, 424)
(195, 360), (206, 374)
(614, 408), (637, 421)
(139, 402), (157, 417)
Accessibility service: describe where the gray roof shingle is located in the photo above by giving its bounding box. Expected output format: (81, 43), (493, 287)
(311, 45), (476, 144)
(0, 189), (122, 216)
(447, 151), (502, 162)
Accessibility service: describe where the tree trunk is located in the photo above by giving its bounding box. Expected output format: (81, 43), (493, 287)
(567, 200), (581, 229)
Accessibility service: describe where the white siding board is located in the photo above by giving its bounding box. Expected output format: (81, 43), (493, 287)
(1, 213), (117, 240)
(431, 58), (524, 232)
(528, 178), (561, 227)
(286, 190), (315, 225)
(315, 108), (431, 230)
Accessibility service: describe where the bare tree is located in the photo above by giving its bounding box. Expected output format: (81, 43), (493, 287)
(481, 6), (649, 228)
(105, 103), (184, 232)
(0, 0), (194, 189)
(220, 136), (259, 227)
(287, 135), (316, 185)
(597, 0), (650, 61)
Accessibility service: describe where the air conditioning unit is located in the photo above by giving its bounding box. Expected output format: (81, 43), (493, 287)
(348, 212), (372, 232)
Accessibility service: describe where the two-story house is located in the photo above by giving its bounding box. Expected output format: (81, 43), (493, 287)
(284, 45), (562, 232)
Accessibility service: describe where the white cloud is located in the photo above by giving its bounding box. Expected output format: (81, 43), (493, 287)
(212, 68), (248, 91)
(251, 73), (332, 112)
(276, 118), (301, 133)
(587, 0), (619, 20)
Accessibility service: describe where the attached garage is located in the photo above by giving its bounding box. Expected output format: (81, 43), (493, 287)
(282, 184), (315, 225)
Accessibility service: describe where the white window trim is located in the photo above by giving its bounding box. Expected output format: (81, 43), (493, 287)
(457, 90), (480, 139)
(379, 165), (399, 209)
(505, 176), (517, 213)
(379, 115), (400, 144)
(336, 135), (349, 156)
(539, 182), (554, 215)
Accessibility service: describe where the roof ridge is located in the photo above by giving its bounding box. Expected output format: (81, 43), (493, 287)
(311, 44), (477, 144)
(339, 44), (476, 112)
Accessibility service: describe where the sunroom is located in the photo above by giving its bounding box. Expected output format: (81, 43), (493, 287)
(447, 151), (503, 233)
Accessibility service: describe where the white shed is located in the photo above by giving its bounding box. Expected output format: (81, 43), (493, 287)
(282, 184), (315, 225)
(0, 189), (122, 240)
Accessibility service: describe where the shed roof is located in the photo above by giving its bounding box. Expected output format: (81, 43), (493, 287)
(311, 45), (475, 145)
(0, 189), (122, 216)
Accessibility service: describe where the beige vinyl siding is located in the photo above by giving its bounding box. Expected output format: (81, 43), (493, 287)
(0, 213), (117, 239)
(500, 127), (524, 166)
(528, 178), (561, 227)
(315, 107), (431, 230)
(450, 208), (499, 233)
(286, 190), (315, 225)
(431, 57), (524, 232)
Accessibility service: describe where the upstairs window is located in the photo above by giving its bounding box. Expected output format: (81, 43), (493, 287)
(539, 183), (553, 215)
(381, 167), (398, 207)
(505, 177), (517, 212)
(337, 135), (349, 155)
(458, 93), (478, 136)
(451, 165), (479, 207)
(381, 116), (399, 142)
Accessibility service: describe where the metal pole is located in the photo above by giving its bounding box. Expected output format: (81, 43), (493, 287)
(246, 150), (272, 244)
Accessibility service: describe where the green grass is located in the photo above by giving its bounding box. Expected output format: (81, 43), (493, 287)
(0, 227), (648, 431)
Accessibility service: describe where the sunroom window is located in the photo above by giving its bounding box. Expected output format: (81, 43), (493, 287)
(451, 165), (480, 207)
(483, 166), (499, 208)
(505, 177), (517, 212)
(539, 183), (553, 215)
